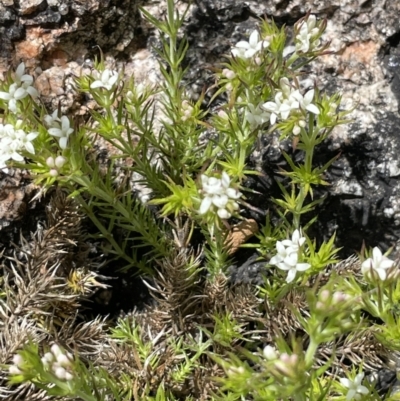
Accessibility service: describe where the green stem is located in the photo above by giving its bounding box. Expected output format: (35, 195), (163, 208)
(304, 339), (319, 368)
(292, 114), (317, 228)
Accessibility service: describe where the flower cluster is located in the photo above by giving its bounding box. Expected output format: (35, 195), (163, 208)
(269, 229), (311, 283)
(199, 172), (242, 219)
(46, 155), (67, 177)
(315, 289), (351, 312)
(0, 121), (38, 169)
(295, 15), (321, 54)
(231, 30), (269, 59)
(9, 344), (74, 381)
(361, 246), (396, 282)
(9, 354), (26, 376)
(0, 63), (38, 112)
(41, 344), (74, 381)
(339, 372), (369, 401)
(262, 77), (319, 130)
(44, 110), (74, 149)
(181, 100), (194, 121)
(263, 346), (301, 381)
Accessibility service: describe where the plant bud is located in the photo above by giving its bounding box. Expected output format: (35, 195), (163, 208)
(51, 344), (62, 357)
(46, 157), (55, 168)
(12, 354), (24, 367)
(54, 156), (66, 168)
(263, 345), (278, 360)
(54, 366), (67, 380)
(319, 289), (330, 302)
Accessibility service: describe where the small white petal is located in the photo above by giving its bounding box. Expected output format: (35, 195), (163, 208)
(59, 137), (68, 149)
(15, 63), (25, 78)
(20, 74), (33, 85)
(376, 268), (387, 281)
(296, 263), (311, 272)
(26, 86), (39, 98)
(24, 142), (35, 154)
(226, 187), (241, 199)
(283, 45), (296, 57)
(14, 87), (27, 100)
(221, 171), (230, 188)
(235, 41), (251, 49)
(372, 247), (382, 261)
(12, 152), (24, 161)
(286, 269), (297, 283)
(199, 196), (212, 214)
(90, 81), (104, 89)
(108, 75), (118, 87)
(48, 128), (62, 137)
(346, 389), (356, 401)
(304, 89), (314, 103)
(277, 262), (290, 271)
(0, 91), (12, 100)
(9, 99), (17, 112)
(270, 255), (283, 265)
(306, 104), (320, 115)
(249, 30), (259, 48)
(245, 49), (257, 58)
(102, 70), (111, 83)
(339, 378), (352, 388)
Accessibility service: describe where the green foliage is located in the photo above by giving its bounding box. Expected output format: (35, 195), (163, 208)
(2, 1), (398, 400)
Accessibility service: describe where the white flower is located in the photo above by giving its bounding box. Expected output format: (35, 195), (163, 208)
(281, 229), (306, 252)
(262, 78), (319, 125)
(0, 140), (24, 163)
(270, 230), (310, 283)
(44, 110), (61, 128)
(90, 69), (119, 90)
(0, 83), (28, 112)
(199, 172), (242, 219)
(291, 89), (320, 115)
(0, 63), (38, 112)
(15, 130), (38, 154)
(295, 15), (320, 53)
(245, 103), (270, 127)
(361, 247), (395, 281)
(231, 30), (270, 59)
(270, 241), (296, 266)
(262, 92), (291, 125)
(14, 62), (34, 87)
(48, 116), (73, 149)
(340, 372), (369, 401)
